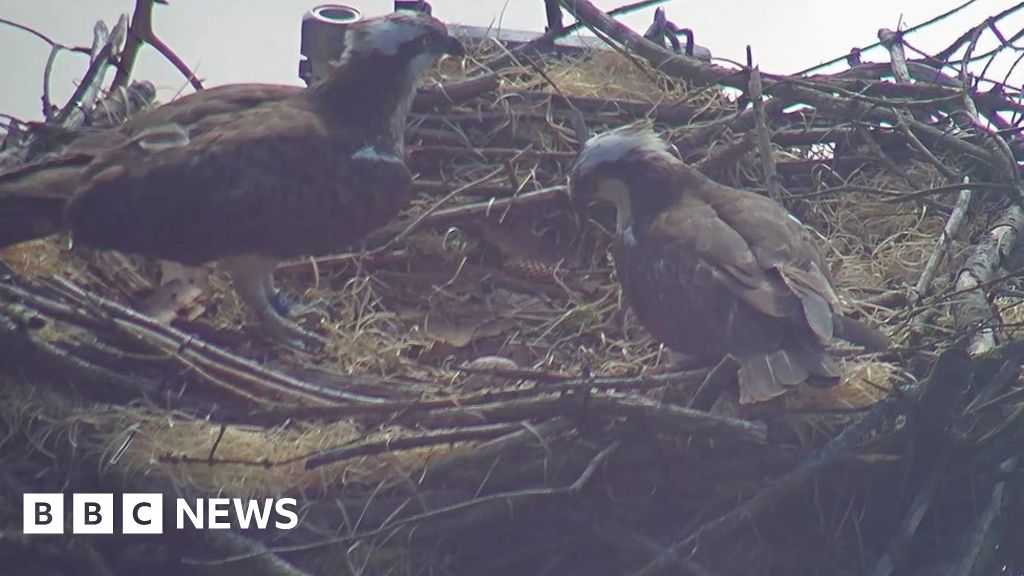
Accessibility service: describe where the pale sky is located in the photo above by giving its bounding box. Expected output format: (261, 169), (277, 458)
(0, 0), (1021, 123)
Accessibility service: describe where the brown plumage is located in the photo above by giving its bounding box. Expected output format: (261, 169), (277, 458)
(570, 125), (889, 404)
(0, 12), (463, 348)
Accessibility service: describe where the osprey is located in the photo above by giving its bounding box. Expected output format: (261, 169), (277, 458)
(0, 12), (463, 349)
(570, 125), (889, 404)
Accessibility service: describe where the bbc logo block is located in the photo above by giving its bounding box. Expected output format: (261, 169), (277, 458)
(122, 493), (163, 534)
(73, 493), (114, 534)
(23, 493), (63, 534)
(23, 493), (298, 534)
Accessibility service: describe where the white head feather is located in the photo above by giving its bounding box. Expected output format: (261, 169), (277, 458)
(570, 124), (680, 237)
(573, 124), (678, 178)
(337, 13), (453, 154)
(347, 13), (439, 57)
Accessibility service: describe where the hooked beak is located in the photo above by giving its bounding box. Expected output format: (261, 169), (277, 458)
(443, 36), (465, 56)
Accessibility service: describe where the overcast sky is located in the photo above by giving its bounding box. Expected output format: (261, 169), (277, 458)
(0, 0), (1021, 123)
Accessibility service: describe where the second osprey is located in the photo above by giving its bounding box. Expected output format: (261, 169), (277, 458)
(570, 125), (889, 404)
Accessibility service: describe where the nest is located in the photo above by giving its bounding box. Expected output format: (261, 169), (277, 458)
(3, 3), (1024, 575)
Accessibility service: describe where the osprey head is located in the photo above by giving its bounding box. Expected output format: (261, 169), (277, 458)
(568, 124), (680, 232)
(343, 12), (464, 64)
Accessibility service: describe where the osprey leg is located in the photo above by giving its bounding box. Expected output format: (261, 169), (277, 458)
(221, 255), (324, 351)
(259, 265), (292, 317)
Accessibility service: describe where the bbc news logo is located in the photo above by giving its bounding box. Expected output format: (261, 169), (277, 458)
(23, 493), (299, 534)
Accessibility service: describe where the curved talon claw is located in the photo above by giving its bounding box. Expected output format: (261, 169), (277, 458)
(222, 256), (327, 353)
(269, 289), (292, 317)
(270, 291), (328, 319)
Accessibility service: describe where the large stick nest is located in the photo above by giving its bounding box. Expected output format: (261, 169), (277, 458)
(2, 2), (1024, 575)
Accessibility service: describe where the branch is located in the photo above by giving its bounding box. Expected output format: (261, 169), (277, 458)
(53, 17), (128, 126)
(630, 394), (905, 576)
(111, 0), (203, 92)
(0, 18), (126, 168)
(305, 421), (525, 469)
(559, 0), (743, 88)
(0, 17), (91, 52)
(953, 204), (1024, 355)
(747, 62), (782, 201)
(878, 29), (913, 84)
(479, 0), (670, 72)
(914, 177), (973, 300)
(951, 457), (1017, 576)
(0, 277), (386, 406)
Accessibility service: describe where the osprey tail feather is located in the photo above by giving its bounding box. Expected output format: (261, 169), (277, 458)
(737, 343), (843, 404)
(0, 160), (84, 247)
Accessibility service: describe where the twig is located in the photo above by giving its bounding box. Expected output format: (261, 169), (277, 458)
(585, 513), (724, 576)
(280, 185), (569, 271)
(888, 104), (961, 181)
(951, 457), (1018, 576)
(305, 421), (524, 469)
(41, 46), (61, 118)
(376, 162), (511, 251)
(871, 446), (952, 576)
(747, 60), (782, 201)
(408, 418), (571, 489)
(695, 131), (756, 173)
(413, 74), (500, 109)
(589, 393), (766, 444)
(0, 17), (91, 52)
(914, 176), (973, 300)
(455, 363), (572, 383)
(198, 530), (314, 576)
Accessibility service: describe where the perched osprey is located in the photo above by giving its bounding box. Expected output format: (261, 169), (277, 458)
(0, 12), (463, 349)
(570, 125), (889, 404)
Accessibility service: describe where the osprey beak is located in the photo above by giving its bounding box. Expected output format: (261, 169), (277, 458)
(443, 36), (465, 56)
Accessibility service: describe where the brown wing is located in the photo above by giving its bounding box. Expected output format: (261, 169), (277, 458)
(0, 156), (91, 246)
(617, 194), (841, 403)
(0, 84), (303, 248)
(703, 185), (841, 341)
(619, 199), (795, 358)
(104, 84), (302, 144)
(700, 180), (890, 351)
(65, 95), (411, 265)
